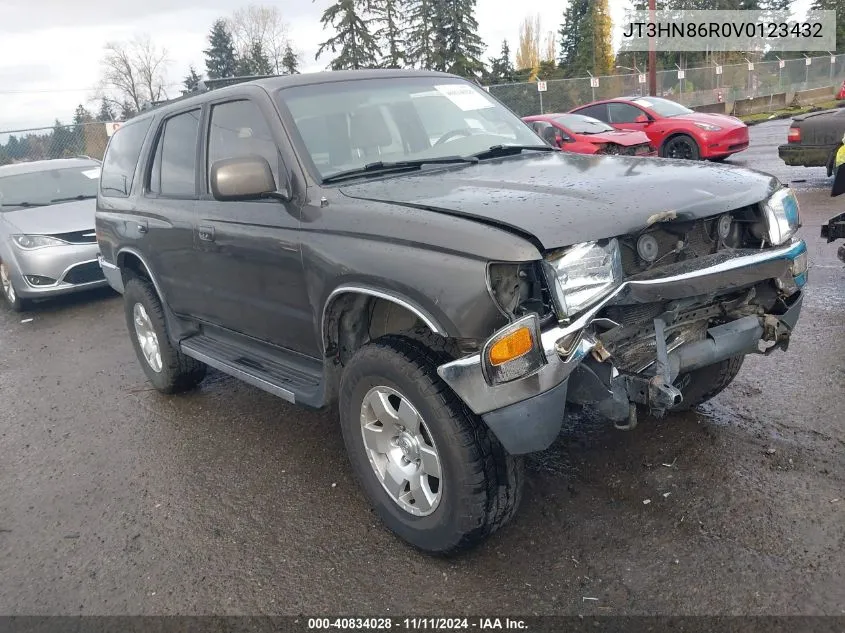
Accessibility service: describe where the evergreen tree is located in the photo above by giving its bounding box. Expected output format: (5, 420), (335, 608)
(96, 98), (114, 122)
(237, 41), (274, 75)
(49, 119), (75, 159)
(811, 0), (845, 53)
(119, 101), (137, 121)
(183, 65), (202, 93)
(439, 0), (485, 77)
(281, 43), (300, 74)
(406, 0), (436, 68)
(558, 0), (613, 78)
(372, 0), (404, 68)
(204, 19), (238, 79)
(316, 0), (380, 70)
(487, 40), (515, 84)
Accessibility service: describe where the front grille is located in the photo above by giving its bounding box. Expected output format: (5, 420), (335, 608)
(63, 261), (105, 285)
(50, 229), (97, 244)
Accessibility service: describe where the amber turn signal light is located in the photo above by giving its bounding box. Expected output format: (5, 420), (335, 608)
(487, 327), (533, 366)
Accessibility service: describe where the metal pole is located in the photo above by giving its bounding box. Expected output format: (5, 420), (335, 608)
(648, 0), (656, 96)
(539, 89), (544, 115)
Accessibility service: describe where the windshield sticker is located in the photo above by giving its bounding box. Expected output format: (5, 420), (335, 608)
(81, 168), (101, 179)
(434, 84), (495, 111)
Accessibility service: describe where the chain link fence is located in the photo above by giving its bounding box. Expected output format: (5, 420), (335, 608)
(488, 53), (845, 116)
(0, 121), (118, 166)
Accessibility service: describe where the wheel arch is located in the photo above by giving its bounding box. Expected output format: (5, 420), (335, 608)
(321, 285), (453, 365)
(116, 248), (166, 300)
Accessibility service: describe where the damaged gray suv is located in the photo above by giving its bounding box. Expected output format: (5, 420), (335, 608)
(96, 70), (807, 554)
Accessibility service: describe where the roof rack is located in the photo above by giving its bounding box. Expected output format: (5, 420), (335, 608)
(139, 74), (280, 112)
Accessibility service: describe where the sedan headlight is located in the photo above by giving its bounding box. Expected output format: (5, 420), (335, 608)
(694, 122), (722, 131)
(761, 187), (800, 246)
(12, 234), (68, 249)
(545, 238), (623, 318)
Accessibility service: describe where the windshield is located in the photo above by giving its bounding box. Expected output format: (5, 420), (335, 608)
(277, 77), (542, 180)
(552, 114), (614, 134)
(0, 165), (101, 208)
(631, 97), (693, 118)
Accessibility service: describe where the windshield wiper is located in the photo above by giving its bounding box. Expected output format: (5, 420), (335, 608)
(322, 156), (478, 184)
(50, 195), (97, 203)
(470, 145), (557, 160)
(0, 201), (47, 208)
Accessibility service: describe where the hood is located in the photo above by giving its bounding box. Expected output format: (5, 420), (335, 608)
(580, 130), (650, 146)
(0, 199), (96, 235)
(676, 111), (747, 129)
(339, 152), (779, 251)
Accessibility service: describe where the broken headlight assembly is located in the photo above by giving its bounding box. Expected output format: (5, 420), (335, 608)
(544, 238), (623, 319)
(761, 187), (800, 246)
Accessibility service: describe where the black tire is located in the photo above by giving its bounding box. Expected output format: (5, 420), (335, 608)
(123, 275), (206, 394)
(673, 355), (745, 411)
(0, 262), (28, 312)
(339, 335), (523, 555)
(661, 134), (701, 160)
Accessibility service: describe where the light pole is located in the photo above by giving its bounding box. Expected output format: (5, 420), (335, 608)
(804, 54), (811, 88)
(675, 63), (684, 101)
(587, 70), (596, 102)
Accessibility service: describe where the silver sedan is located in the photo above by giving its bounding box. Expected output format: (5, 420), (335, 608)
(0, 158), (110, 312)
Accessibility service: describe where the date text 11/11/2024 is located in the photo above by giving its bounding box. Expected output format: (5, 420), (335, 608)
(306, 617), (529, 630)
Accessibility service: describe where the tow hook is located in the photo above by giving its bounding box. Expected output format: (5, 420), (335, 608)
(650, 313), (684, 417)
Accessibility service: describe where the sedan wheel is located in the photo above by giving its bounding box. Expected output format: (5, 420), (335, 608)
(0, 262), (25, 312)
(132, 302), (163, 373)
(662, 134), (700, 160)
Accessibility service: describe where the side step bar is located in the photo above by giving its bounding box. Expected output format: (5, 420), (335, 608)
(180, 335), (323, 406)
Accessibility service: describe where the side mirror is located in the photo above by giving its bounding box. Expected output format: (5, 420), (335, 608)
(210, 155), (288, 201)
(634, 114), (650, 124)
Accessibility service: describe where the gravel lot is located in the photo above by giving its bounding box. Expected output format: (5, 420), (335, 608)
(1, 119), (843, 616)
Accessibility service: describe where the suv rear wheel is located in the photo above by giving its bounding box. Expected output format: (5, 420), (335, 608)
(123, 275), (206, 393)
(339, 335), (523, 555)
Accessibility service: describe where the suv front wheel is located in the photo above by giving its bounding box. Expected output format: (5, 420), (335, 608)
(339, 335), (523, 555)
(123, 275), (206, 393)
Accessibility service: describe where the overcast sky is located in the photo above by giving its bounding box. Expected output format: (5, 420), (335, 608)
(0, 0), (638, 131)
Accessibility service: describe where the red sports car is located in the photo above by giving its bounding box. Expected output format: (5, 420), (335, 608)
(569, 96), (749, 161)
(523, 113), (655, 156)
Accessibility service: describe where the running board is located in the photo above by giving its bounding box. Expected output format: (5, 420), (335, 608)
(180, 334), (323, 406)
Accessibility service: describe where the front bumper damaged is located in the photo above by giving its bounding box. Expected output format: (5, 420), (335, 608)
(437, 239), (807, 455)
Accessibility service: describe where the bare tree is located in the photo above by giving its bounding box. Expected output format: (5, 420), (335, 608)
(227, 4), (290, 74)
(515, 14), (541, 71)
(543, 31), (556, 63)
(100, 36), (170, 112)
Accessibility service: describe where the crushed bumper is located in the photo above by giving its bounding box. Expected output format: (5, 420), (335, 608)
(437, 239), (807, 454)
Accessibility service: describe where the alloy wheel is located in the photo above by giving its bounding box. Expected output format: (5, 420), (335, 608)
(359, 385), (443, 516)
(132, 302), (163, 373)
(0, 263), (15, 304)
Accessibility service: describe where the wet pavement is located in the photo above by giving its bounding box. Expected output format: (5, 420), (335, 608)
(1, 119), (843, 615)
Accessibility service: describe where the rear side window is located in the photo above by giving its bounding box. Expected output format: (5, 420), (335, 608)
(608, 103), (645, 123)
(574, 103), (608, 122)
(100, 118), (153, 198)
(207, 100), (280, 187)
(149, 110), (201, 197)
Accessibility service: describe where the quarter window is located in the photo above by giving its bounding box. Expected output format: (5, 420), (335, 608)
(100, 118), (152, 198)
(149, 109), (201, 197)
(207, 100), (280, 187)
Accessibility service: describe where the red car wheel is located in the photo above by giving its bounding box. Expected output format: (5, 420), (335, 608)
(661, 134), (701, 160)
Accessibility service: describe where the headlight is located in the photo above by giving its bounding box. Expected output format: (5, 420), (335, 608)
(761, 188), (800, 246)
(693, 122), (722, 131)
(12, 234), (68, 249)
(545, 238), (623, 318)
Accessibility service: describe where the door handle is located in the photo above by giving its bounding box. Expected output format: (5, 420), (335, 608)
(137, 220), (148, 234)
(198, 225), (215, 242)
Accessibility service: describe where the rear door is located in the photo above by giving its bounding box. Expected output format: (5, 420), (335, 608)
(139, 107), (204, 315)
(191, 88), (313, 356)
